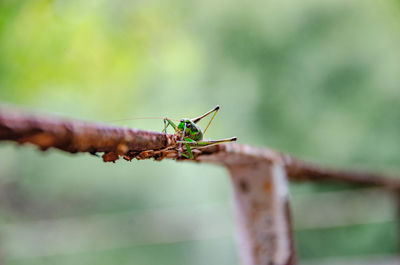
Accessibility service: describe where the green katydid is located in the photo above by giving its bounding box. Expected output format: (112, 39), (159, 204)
(163, 105), (237, 159)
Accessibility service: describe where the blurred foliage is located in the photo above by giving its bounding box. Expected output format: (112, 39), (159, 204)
(1, 0), (400, 264)
(295, 223), (397, 259)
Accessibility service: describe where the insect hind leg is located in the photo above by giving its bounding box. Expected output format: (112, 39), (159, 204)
(189, 137), (237, 148)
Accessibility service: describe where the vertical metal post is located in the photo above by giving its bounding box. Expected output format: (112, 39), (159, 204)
(227, 161), (296, 265)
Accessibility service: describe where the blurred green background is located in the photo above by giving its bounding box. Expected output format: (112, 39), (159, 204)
(1, 0), (400, 264)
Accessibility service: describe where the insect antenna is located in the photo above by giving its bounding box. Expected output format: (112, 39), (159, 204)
(107, 117), (179, 123)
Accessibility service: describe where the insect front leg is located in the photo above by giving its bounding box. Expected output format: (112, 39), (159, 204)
(178, 143), (193, 159)
(176, 137), (196, 159)
(174, 123), (187, 158)
(163, 118), (168, 133)
(163, 118), (177, 133)
(185, 143), (193, 159)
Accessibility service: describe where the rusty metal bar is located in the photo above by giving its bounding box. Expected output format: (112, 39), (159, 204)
(2, 105), (400, 265)
(0, 105), (175, 162)
(1, 105), (400, 190)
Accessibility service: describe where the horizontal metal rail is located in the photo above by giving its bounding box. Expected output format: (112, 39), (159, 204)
(1, 104), (399, 265)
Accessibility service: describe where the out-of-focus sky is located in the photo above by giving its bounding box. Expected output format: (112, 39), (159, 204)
(1, 0), (400, 264)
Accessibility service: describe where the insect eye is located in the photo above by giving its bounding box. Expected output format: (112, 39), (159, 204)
(186, 123), (191, 128)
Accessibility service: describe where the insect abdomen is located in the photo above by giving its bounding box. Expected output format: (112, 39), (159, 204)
(192, 131), (202, 141)
(189, 123), (203, 141)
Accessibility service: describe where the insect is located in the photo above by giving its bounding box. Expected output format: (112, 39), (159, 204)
(163, 105), (237, 159)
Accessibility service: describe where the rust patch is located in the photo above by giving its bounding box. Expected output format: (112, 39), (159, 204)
(250, 209), (259, 224)
(19, 132), (57, 150)
(252, 243), (261, 260)
(102, 151), (119, 163)
(250, 200), (262, 222)
(239, 179), (249, 193)
(136, 150), (154, 160)
(251, 200), (262, 212)
(117, 142), (129, 155)
(263, 180), (272, 193)
(153, 151), (168, 161)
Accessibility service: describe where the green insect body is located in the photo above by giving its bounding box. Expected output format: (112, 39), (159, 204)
(163, 105), (237, 159)
(177, 119), (203, 141)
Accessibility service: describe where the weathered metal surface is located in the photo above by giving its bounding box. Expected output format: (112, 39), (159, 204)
(227, 162), (295, 265)
(2, 104), (400, 265)
(0, 106), (175, 162)
(1, 105), (400, 190)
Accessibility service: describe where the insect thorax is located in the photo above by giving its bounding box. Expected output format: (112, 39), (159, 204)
(177, 119), (203, 141)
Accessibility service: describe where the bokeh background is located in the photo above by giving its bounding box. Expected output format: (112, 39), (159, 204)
(1, 0), (400, 264)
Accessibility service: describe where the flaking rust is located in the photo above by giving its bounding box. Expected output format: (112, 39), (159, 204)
(100, 146), (204, 163)
(102, 152), (119, 163)
(0, 105), (233, 163)
(97, 133), (210, 162)
(227, 161), (295, 265)
(1, 106), (399, 190)
(3, 105), (400, 265)
(0, 106), (176, 160)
